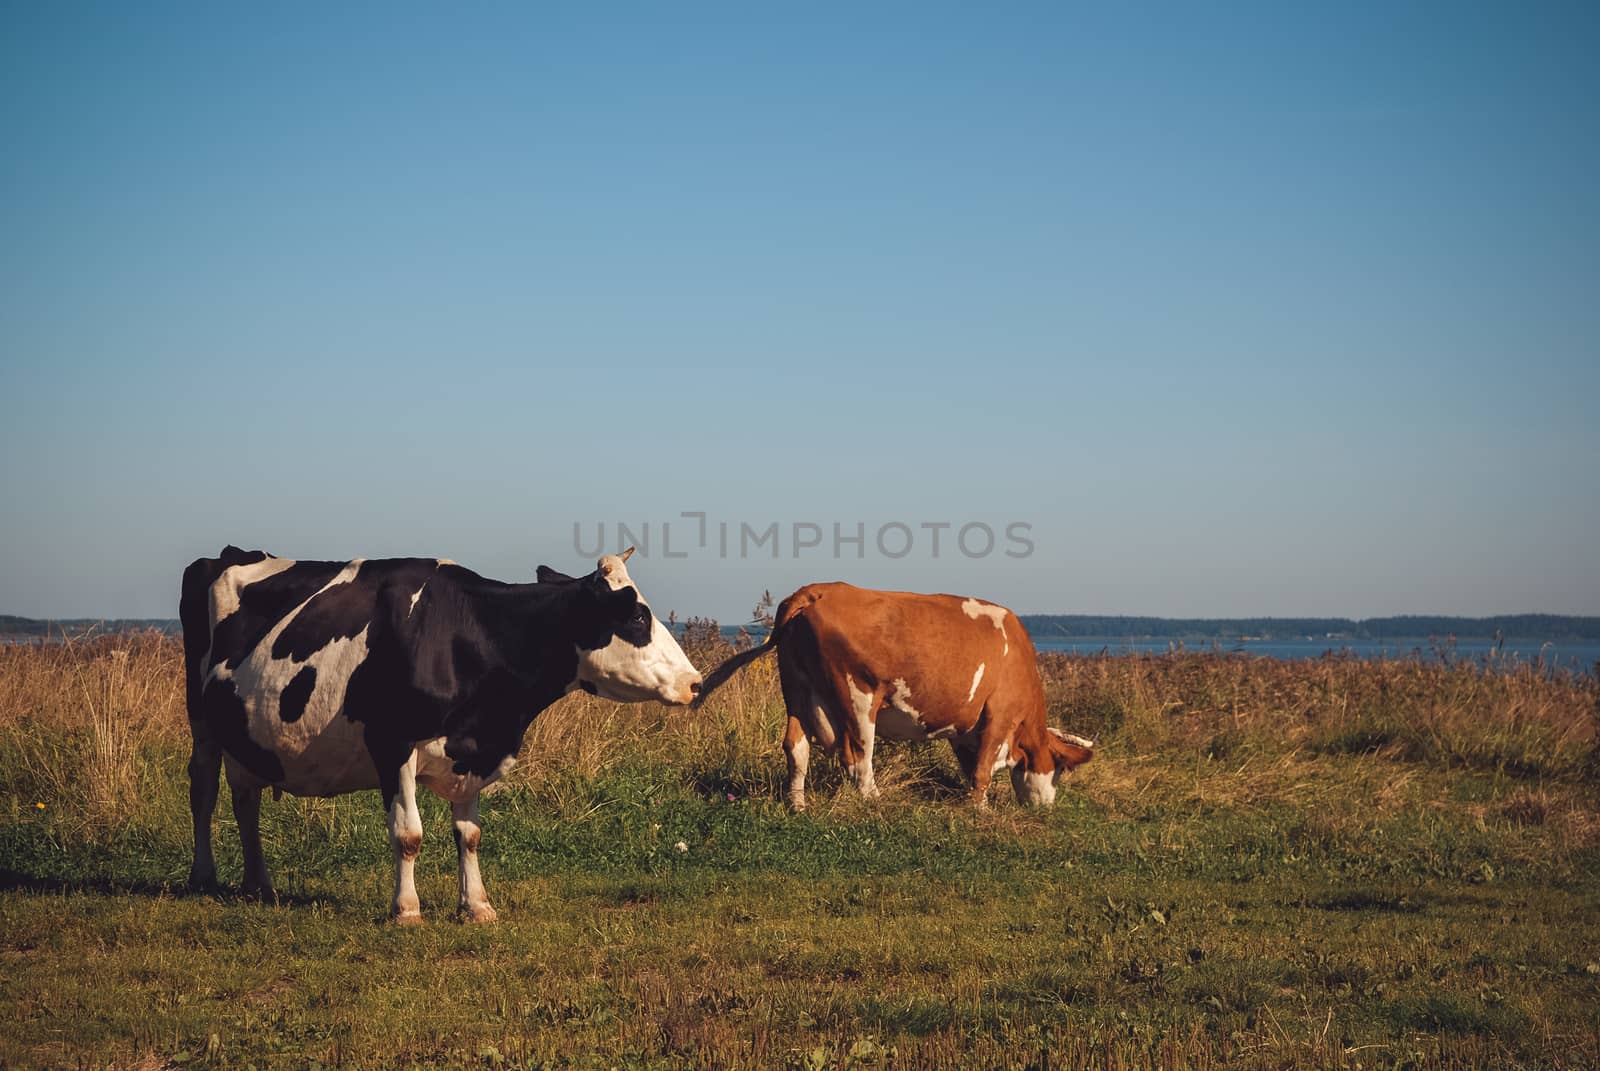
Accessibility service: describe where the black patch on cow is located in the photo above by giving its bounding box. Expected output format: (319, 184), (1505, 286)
(613, 595), (653, 648)
(536, 565), (577, 584)
(278, 665), (316, 723)
(199, 677), (284, 782)
(452, 635), (487, 685)
(345, 626), (453, 745)
(270, 570), (372, 661)
(442, 668), (539, 778)
(578, 679), (597, 695)
(216, 561), (347, 670)
(570, 580), (653, 651)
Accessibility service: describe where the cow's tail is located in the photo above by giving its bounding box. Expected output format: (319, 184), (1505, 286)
(1046, 727), (1095, 771)
(691, 637), (776, 709)
(692, 588), (821, 709)
(179, 557), (223, 724)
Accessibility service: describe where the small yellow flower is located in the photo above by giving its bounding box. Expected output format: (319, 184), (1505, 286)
(35, 802), (46, 810)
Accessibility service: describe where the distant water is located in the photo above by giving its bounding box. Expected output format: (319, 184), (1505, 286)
(8, 629), (1596, 677)
(690, 626), (1597, 677)
(1031, 635), (1600, 675)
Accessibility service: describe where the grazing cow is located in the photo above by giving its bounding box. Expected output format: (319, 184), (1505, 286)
(180, 545), (700, 923)
(695, 583), (1092, 809)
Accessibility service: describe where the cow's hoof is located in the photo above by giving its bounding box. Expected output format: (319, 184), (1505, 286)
(787, 797), (807, 813)
(461, 902), (498, 924)
(187, 871), (218, 894)
(392, 910), (425, 927)
(241, 884), (277, 902)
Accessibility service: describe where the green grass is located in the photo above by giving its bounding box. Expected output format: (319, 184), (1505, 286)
(2, 639), (1598, 1068)
(4, 742), (1599, 1069)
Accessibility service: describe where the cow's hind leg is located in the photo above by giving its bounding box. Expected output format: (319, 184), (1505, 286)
(452, 794), (496, 923)
(782, 715), (811, 812)
(832, 675), (883, 801)
(849, 706), (880, 800)
(381, 751), (425, 924)
(230, 781), (275, 899)
(186, 726), (222, 890)
(777, 649), (820, 811)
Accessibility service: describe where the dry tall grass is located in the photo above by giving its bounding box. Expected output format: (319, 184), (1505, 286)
(1038, 650), (1599, 779)
(1, 630), (1594, 832)
(0, 631), (184, 831)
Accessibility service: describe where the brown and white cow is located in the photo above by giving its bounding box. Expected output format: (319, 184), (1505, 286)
(695, 582), (1093, 809)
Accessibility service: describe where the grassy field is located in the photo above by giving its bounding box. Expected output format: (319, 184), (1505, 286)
(1, 631), (1597, 1070)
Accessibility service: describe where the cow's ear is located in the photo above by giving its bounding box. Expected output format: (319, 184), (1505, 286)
(1047, 729), (1094, 771)
(536, 565), (577, 584)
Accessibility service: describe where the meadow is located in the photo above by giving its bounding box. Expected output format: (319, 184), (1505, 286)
(0, 629), (1596, 1070)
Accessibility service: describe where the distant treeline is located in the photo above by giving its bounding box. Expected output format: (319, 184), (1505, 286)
(1016, 614), (1600, 642)
(6, 612), (1600, 643)
(0, 615), (181, 638)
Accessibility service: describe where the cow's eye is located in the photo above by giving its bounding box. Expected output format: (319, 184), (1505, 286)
(633, 606), (650, 624)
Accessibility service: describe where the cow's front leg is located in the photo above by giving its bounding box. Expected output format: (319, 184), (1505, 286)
(783, 715), (811, 811)
(451, 794), (496, 923)
(382, 751), (425, 925)
(231, 782), (275, 899)
(852, 721), (880, 799)
(966, 717), (1009, 808)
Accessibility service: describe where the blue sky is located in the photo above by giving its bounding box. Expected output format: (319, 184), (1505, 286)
(2, 2), (1596, 622)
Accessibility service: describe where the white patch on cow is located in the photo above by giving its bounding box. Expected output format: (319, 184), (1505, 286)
(967, 663), (985, 703)
(990, 739), (1018, 775)
(851, 718), (879, 797)
(388, 750), (424, 921)
(962, 598), (1009, 654)
(842, 674), (879, 797)
(210, 556), (297, 625)
(246, 626), (375, 796)
(408, 582), (427, 618)
(785, 731), (810, 808)
(845, 674), (875, 719)
(415, 738), (516, 802)
(451, 794), (494, 921)
(597, 554), (634, 591)
(889, 678), (921, 718)
(574, 601), (701, 705)
(877, 677), (952, 741)
(1011, 765), (1059, 806)
(436, 558), (456, 567)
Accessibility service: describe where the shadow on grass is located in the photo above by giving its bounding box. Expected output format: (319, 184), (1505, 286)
(898, 763), (973, 803)
(1308, 886), (1429, 913)
(0, 866), (320, 907)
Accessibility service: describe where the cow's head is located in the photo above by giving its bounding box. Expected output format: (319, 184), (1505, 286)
(538, 548), (703, 706)
(1010, 728), (1093, 806)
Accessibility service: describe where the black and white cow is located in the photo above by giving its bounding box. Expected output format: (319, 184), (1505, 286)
(180, 545), (700, 923)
